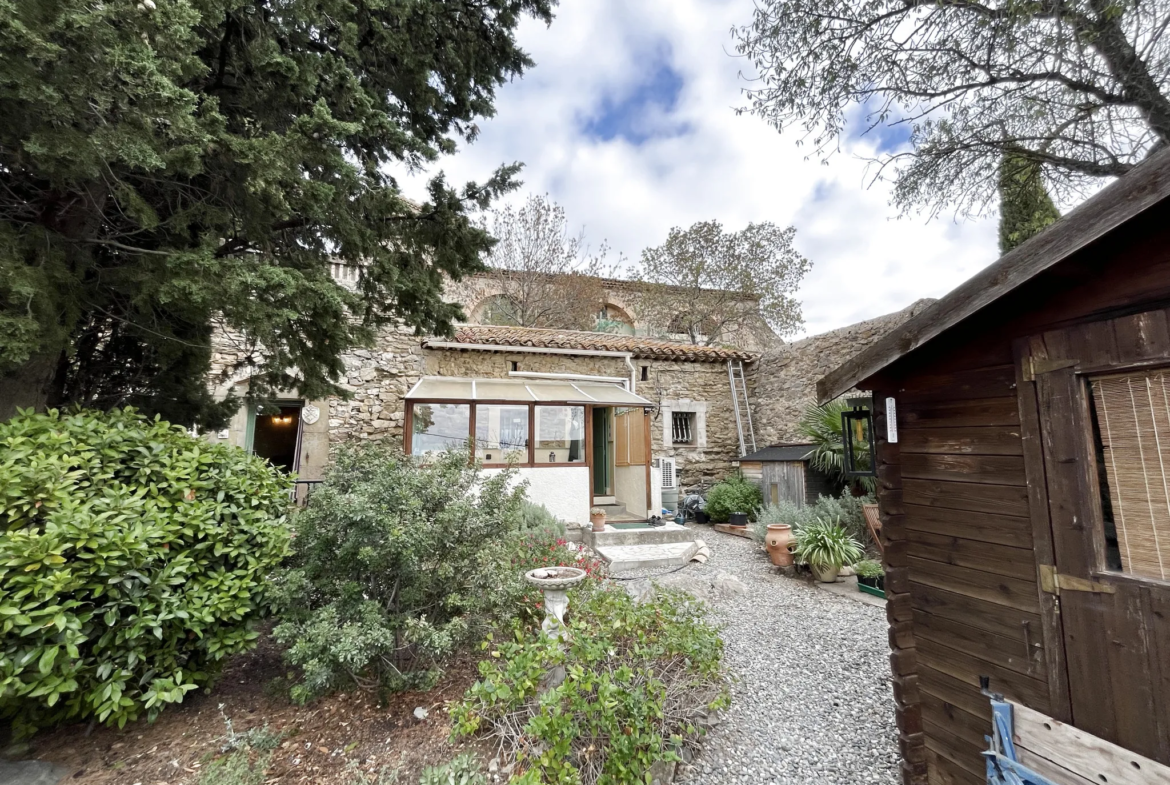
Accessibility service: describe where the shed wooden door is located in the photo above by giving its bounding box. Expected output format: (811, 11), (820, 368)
(1017, 310), (1170, 765)
(762, 461), (805, 506)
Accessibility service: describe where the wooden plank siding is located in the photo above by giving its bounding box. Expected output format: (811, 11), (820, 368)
(879, 360), (1049, 785)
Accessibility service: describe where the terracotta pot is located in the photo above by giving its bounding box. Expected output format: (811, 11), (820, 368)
(811, 562), (840, 583)
(590, 514), (606, 533)
(763, 524), (795, 567)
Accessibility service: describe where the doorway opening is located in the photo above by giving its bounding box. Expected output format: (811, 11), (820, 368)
(250, 403), (303, 472)
(592, 406), (613, 498)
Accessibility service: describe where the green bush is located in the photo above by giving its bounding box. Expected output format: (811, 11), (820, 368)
(451, 588), (729, 785)
(0, 408), (291, 735)
(420, 753), (487, 785)
(271, 444), (528, 703)
(748, 491), (875, 546)
(472, 528), (605, 629)
(854, 559), (884, 579)
(517, 501), (566, 537)
(794, 517), (864, 569)
(703, 473), (763, 523)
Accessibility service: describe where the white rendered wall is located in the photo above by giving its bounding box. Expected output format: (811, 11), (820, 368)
(481, 465), (591, 524)
(614, 464), (648, 519)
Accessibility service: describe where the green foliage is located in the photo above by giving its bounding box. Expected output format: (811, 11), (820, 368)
(271, 444), (528, 703)
(518, 502), (566, 538)
(998, 151), (1061, 253)
(733, 0), (1168, 216)
(197, 751), (271, 785)
(749, 492), (874, 547)
(451, 588), (728, 785)
(420, 754), (487, 785)
(797, 400), (876, 495)
(0, 0), (553, 426)
(703, 473), (763, 523)
(636, 220), (810, 342)
(854, 559), (884, 580)
(473, 527), (605, 630)
(794, 518), (864, 569)
(0, 408), (291, 736)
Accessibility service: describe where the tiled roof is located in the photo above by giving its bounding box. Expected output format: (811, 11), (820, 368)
(433, 325), (756, 363)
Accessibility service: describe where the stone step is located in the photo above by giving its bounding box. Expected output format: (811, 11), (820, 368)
(584, 521), (695, 548)
(597, 541), (700, 573)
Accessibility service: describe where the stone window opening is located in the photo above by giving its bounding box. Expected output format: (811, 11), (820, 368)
(641, 365), (649, 382)
(672, 411), (695, 445)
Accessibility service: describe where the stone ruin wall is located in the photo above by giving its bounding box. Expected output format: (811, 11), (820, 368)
(748, 299), (935, 445)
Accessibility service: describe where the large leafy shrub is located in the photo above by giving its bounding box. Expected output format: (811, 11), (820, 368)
(271, 445), (528, 703)
(451, 588), (729, 785)
(703, 473), (763, 523)
(0, 408), (292, 735)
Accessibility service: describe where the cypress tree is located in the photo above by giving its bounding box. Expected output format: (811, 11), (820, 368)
(998, 152), (1061, 254)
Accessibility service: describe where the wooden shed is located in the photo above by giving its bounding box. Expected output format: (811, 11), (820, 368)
(738, 443), (838, 506)
(818, 148), (1170, 785)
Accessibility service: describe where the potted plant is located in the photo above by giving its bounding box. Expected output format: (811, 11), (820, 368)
(590, 507), (607, 532)
(794, 517), (864, 583)
(855, 559), (885, 597)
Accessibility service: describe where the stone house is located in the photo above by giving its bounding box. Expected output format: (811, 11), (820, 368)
(208, 268), (927, 522)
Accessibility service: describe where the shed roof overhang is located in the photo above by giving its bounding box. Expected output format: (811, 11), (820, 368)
(817, 145), (1170, 403)
(404, 376), (652, 406)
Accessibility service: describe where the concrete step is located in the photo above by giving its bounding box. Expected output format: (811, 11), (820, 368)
(584, 521), (695, 548)
(595, 503), (628, 517)
(597, 541), (701, 573)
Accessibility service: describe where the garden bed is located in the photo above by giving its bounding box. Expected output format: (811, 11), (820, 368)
(27, 632), (486, 785)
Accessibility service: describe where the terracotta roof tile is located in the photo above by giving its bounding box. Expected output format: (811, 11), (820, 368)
(432, 325), (756, 363)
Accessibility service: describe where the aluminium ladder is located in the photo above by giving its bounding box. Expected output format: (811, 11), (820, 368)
(727, 360), (756, 457)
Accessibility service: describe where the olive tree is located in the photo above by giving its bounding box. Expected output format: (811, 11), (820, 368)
(734, 0), (1170, 216)
(634, 220), (809, 345)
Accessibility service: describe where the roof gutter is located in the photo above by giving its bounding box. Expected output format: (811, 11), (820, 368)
(424, 341), (638, 393)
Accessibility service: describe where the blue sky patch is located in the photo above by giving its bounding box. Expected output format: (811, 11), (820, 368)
(581, 44), (686, 144)
(845, 97), (913, 153)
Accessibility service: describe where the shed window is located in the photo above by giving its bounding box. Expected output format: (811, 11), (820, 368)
(672, 411), (695, 445)
(1089, 371), (1170, 580)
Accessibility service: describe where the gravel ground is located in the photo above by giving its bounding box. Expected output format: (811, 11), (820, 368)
(664, 527), (899, 785)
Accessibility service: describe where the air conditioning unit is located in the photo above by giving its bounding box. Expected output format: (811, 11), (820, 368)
(660, 457), (677, 490)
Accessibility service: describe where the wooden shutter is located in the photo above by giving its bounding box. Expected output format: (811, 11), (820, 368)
(1090, 371), (1170, 580)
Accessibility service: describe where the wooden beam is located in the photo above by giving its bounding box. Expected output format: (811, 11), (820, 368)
(1011, 701), (1170, 785)
(818, 145), (1170, 403)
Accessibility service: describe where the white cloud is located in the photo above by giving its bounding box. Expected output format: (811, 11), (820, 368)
(398, 0), (1001, 337)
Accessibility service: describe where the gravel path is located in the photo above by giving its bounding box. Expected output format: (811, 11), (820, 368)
(669, 528), (899, 785)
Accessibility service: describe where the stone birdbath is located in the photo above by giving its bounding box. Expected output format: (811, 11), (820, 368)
(524, 566), (587, 638)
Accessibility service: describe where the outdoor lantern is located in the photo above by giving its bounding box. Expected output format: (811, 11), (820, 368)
(841, 396), (877, 478)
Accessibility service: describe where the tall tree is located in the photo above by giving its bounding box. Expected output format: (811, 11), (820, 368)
(0, 0), (553, 425)
(998, 152), (1061, 253)
(733, 0), (1170, 216)
(477, 194), (614, 330)
(634, 221), (809, 345)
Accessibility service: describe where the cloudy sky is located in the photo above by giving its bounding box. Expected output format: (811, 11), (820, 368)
(401, 0), (1003, 338)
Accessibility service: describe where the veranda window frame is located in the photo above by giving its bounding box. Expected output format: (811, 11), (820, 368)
(406, 399), (590, 468)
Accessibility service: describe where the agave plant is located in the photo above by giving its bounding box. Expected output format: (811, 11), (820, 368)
(794, 516), (865, 569)
(797, 399), (876, 494)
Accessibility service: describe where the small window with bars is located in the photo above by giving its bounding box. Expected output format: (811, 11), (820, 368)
(672, 411), (695, 445)
(1090, 370), (1170, 581)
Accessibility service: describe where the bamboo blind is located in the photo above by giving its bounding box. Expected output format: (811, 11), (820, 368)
(1091, 372), (1170, 581)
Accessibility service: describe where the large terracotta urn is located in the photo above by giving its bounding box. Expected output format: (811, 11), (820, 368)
(763, 524), (795, 567)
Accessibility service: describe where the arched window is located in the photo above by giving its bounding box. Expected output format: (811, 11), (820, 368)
(471, 294), (521, 326)
(596, 303), (635, 335)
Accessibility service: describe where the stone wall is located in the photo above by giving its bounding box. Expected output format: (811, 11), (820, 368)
(210, 327), (747, 489)
(749, 300), (935, 445)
